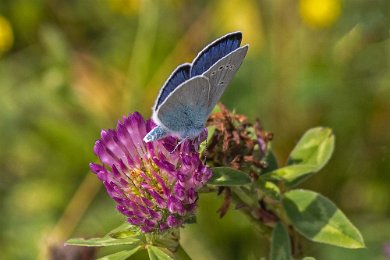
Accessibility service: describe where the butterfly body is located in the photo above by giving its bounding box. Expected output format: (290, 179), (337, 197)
(144, 32), (248, 143)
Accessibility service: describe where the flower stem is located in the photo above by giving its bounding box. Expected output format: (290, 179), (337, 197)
(175, 244), (192, 260)
(230, 188), (272, 236)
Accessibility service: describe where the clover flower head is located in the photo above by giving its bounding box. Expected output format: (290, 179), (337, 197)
(90, 112), (211, 233)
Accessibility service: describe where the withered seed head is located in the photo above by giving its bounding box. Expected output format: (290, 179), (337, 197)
(205, 104), (274, 219)
(205, 103), (273, 179)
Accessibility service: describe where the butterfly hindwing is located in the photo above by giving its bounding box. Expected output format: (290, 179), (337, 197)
(190, 32), (242, 77)
(155, 76), (210, 138)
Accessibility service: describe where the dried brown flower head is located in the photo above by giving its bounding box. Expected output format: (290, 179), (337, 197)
(206, 103), (273, 180)
(205, 104), (274, 218)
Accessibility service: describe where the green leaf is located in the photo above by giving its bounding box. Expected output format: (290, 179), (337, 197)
(282, 190), (365, 249)
(110, 225), (141, 239)
(107, 222), (141, 238)
(263, 127), (334, 187)
(288, 127), (334, 167)
(302, 257), (316, 260)
(263, 164), (318, 182)
(208, 167), (251, 186)
(260, 181), (281, 201)
(262, 150), (279, 174)
(270, 223), (292, 260)
(147, 246), (174, 260)
(97, 246), (142, 260)
(110, 223), (133, 231)
(65, 236), (141, 247)
(66, 223), (142, 247)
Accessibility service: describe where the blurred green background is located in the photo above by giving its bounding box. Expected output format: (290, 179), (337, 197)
(0, 0), (389, 259)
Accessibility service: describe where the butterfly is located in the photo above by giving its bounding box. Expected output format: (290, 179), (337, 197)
(143, 31), (249, 143)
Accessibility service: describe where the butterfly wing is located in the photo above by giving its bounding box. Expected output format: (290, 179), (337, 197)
(146, 32), (248, 142)
(191, 32), (242, 77)
(154, 63), (191, 110)
(203, 45), (248, 115)
(154, 76), (211, 139)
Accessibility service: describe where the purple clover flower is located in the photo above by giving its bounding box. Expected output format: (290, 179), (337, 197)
(90, 112), (212, 233)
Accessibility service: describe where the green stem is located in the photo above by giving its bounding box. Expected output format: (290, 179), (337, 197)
(175, 244), (192, 260)
(231, 186), (257, 207)
(230, 187), (272, 236)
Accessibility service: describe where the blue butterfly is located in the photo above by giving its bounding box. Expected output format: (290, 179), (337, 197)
(143, 31), (249, 143)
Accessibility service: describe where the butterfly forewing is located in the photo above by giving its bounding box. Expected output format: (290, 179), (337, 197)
(154, 63), (191, 110)
(203, 45), (249, 115)
(155, 76), (211, 137)
(191, 32), (242, 77)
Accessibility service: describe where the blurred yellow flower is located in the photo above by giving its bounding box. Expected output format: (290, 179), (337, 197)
(214, 0), (263, 52)
(107, 0), (141, 16)
(299, 0), (341, 29)
(0, 15), (14, 55)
